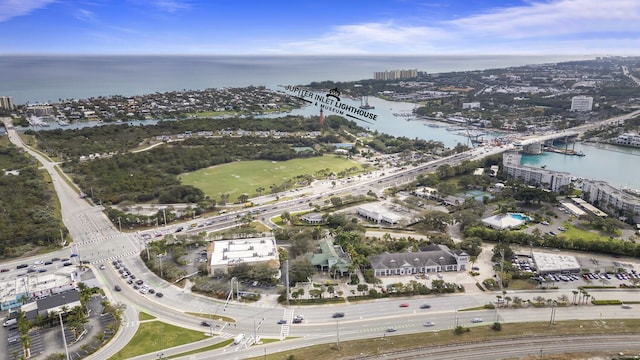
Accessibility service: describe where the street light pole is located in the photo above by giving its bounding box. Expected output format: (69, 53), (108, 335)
(336, 319), (340, 348)
(59, 312), (70, 360)
(117, 216), (122, 232)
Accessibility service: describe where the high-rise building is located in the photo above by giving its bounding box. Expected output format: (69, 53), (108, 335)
(570, 95), (593, 112)
(0, 96), (14, 111)
(374, 69), (418, 80)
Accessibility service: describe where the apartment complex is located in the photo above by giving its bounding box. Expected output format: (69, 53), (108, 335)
(0, 96), (14, 111)
(581, 180), (640, 223)
(502, 152), (640, 223)
(570, 95), (594, 111)
(502, 152), (572, 192)
(374, 69), (418, 81)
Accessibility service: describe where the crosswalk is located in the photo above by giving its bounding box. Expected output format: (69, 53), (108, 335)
(90, 251), (138, 264)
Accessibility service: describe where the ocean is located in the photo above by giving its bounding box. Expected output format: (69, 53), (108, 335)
(0, 55), (589, 104)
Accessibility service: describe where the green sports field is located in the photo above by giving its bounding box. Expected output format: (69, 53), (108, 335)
(179, 155), (362, 200)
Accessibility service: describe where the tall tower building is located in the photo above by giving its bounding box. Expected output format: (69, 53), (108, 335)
(0, 96), (14, 111)
(570, 95), (593, 112)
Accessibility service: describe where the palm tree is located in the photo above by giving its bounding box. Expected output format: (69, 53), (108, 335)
(572, 290), (579, 305)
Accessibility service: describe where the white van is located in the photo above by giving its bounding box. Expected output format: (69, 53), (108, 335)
(233, 333), (245, 345)
(3, 318), (17, 327)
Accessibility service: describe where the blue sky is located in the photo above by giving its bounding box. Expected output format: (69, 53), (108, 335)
(2, 0), (639, 55)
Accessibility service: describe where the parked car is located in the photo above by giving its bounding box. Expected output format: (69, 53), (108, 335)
(135, 279), (144, 285)
(155, 292), (164, 298)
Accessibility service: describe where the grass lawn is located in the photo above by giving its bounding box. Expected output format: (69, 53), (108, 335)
(562, 224), (615, 242)
(247, 319), (640, 360)
(179, 155), (362, 199)
(139, 311), (156, 321)
(109, 320), (209, 360)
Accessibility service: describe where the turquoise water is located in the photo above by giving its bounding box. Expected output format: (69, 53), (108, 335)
(509, 213), (531, 221)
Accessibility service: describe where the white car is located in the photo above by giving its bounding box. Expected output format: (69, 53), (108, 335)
(471, 318), (483, 323)
(423, 321), (435, 327)
(34, 260), (44, 265)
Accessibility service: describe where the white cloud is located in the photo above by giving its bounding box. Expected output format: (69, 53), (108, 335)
(449, 0), (640, 39)
(0, 0), (57, 22)
(74, 8), (95, 22)
(153, 0), (191, 13)
(266, 0), (640, 55)
(268, 22), (451, 55)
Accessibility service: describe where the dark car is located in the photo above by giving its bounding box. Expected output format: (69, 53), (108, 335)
(114, 285), (121, 292)
(127, 279), (134, 284)
(16, 264), (28, 269)
(332, 312), (345, 318)
(386, 327), (397, 332)
(148, 288), (155, 294)
(155, 292), (164, 298)
(60, 258), (70, 262)
(135, 279), (144, 285)
(133, 285), (140, 290)
(175, 227), (184, 233)
(201, 321), (212, 327)
(129, 274), (136, 280)
(277, 319), (287, 324)
(51, 257), (60, 262)
(62, 262), (73, 267)
(0, 269), (9, 273)
(420, 304), (431, 309)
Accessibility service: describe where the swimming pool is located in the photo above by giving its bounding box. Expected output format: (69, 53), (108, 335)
(509, 213), (532, 221)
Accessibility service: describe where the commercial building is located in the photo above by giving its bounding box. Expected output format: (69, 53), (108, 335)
(209, 237), (280, 275)
(532, 252), (581, 274)
(369, 244), (469, 277)
(502, 152), (572, 192)
(0, 96), (14, 110)
(609, 132), (640, 148)
(0, 270), (77, 311)
(307, 238), (353, 276)
(570, 95), (593, 112)
(356, 203), (404, 225)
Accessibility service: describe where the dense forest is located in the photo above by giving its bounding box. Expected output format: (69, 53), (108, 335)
(0, 145), (67, 258)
